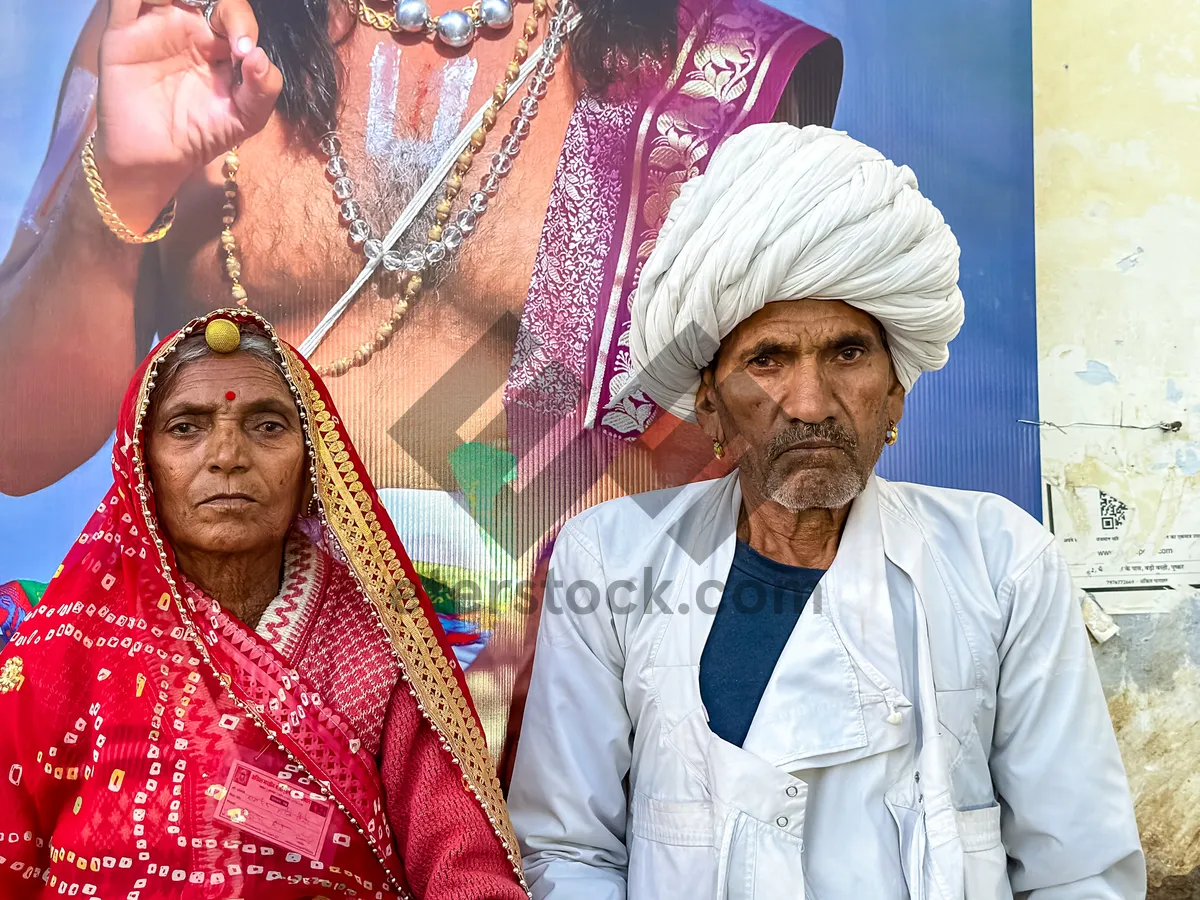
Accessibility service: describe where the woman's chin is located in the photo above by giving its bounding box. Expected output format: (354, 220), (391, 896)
(184, 524), (285, 557)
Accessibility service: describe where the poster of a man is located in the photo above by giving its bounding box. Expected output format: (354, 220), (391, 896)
(0, 0), (842, 752)
(0, 0), (1042, 774)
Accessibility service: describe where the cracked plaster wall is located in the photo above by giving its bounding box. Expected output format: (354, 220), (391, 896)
(1034, 1), (1200, 894)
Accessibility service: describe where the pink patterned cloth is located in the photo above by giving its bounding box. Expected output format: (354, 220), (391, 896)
(0, 310), (527, 899)
(508, 0), (832, 442)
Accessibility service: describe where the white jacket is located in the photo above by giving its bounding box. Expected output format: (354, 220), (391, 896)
(508, 473), (1145, 899)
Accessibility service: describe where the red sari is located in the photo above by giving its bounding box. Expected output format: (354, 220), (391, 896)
(0, 309), (527, 899)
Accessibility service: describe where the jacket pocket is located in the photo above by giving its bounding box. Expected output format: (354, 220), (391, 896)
(934, 689), (976, 758)
(630, 792), (713, 846)
(718, 810), (806, 900)
(629, 793), (717, 897)
(956, 803), (1011, 900)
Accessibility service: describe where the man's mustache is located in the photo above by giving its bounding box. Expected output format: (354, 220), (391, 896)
(765, 421), (858, 462)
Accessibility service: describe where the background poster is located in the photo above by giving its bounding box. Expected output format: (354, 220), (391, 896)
(0, 0), (101, 580)
(0, 0), (1039, 579)
(13, 0), (1148, 883)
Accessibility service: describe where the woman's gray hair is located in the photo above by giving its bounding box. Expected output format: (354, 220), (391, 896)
(153, 327), (290, 400)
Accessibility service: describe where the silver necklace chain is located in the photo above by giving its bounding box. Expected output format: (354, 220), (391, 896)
(317, 0), (573, 281)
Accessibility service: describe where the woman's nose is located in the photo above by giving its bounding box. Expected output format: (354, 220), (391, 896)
(207, 422), (250, 472)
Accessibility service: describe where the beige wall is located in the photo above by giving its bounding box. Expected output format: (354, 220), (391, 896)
(1034, 0), (1200, 892)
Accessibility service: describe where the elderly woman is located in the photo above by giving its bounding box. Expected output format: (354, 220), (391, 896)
(0, 309), (527, 898)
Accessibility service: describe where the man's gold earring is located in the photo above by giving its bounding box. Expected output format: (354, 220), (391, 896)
(885, 421), (899, 446)
(713, 440), (726, 460)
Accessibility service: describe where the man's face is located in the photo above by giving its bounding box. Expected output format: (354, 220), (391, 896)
(695, 300), (904, 511)
(146, 354), (308, 560)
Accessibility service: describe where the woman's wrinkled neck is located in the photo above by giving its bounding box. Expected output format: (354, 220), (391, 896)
(175, 541), (287, 630)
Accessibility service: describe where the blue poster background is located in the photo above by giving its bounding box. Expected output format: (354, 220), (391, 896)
(0, 0), (1039, 581)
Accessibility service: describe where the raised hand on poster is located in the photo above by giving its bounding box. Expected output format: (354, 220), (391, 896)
(96, 0), (283, 232)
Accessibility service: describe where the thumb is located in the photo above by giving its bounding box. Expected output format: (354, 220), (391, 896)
(107, 0), (150, 28)
(231, 46), (284, 133)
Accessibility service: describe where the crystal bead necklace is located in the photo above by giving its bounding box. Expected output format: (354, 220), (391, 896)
(315, 3), (573, 377)
(316, 0), (566, 279)
(216, 0), (576, 377)
(324, 0), (552, 269)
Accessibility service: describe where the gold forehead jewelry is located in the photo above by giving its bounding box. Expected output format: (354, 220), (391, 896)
(205, 319), (242, 353)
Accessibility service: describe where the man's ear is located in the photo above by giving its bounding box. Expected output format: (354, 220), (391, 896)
(695, 365), (724, 443)
(886, 371), (906, 426)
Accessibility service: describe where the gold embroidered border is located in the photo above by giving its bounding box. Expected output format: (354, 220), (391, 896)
(283, 350), (528, 888)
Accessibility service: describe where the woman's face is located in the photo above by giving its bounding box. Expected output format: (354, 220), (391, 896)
(145, 353), (307, 560)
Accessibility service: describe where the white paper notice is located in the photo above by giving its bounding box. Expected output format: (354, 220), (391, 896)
(1047, 482), (1200, 614)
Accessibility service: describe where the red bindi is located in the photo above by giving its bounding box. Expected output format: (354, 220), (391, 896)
(225, 391), (236, 401)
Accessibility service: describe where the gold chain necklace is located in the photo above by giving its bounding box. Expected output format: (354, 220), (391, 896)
(220, 151), (248, 307)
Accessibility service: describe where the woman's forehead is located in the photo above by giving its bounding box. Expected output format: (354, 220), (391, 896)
(153, 354), (295, 409)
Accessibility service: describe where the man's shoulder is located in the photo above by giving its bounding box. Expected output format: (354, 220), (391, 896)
(879, 479), (1054, 578)
(560, 477), (731, 556)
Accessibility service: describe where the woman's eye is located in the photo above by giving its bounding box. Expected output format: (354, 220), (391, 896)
(169, 423), (196, 435)
(258, 421), (286, 433)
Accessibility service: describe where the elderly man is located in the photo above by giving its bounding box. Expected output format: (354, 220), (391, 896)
(507, 124), (1146, 899)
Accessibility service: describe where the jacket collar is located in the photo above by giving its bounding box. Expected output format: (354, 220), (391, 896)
(655, 473), (921, 774)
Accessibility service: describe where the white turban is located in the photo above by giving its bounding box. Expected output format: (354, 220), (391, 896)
(626, 123), (964, 422)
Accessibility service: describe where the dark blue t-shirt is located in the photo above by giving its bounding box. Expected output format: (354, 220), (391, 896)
(698, 541), (824, 747)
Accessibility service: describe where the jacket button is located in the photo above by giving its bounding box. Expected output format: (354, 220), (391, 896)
(776, 816), (789, 827)
(786, 786), (799, 798)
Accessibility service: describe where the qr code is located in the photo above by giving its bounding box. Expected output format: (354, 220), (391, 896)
(1099, 491), (1128, 531)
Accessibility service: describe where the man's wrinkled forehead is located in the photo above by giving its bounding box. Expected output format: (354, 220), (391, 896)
(712, 299), (888, 367)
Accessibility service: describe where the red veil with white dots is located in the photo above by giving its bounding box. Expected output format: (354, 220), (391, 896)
(0, 309), (526, 899)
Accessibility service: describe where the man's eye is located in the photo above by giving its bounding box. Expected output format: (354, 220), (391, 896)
(749, 355), (773, 368)
(839, 347), (865, 362)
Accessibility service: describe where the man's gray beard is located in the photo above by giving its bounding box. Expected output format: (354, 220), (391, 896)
(742, 419), (877, 512)
(763, 466), (867, 512)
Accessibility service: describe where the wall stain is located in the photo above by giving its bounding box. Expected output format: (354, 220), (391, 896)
(1147, 869), (1200, 900)
(1034, 0), (1200, 886)
(1100, 608), (1200, 889)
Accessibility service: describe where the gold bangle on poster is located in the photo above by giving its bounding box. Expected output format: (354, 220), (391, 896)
(80, 132), (177, 245)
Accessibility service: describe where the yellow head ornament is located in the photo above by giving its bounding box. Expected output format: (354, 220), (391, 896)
(205, 319), (241, 354)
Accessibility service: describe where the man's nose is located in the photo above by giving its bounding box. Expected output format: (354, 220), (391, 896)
(777, 357), (840, 423)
